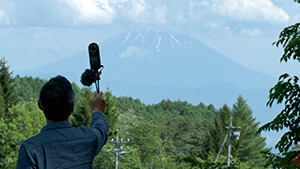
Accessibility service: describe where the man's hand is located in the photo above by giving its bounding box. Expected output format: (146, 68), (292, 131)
(91, 92), (106, 113)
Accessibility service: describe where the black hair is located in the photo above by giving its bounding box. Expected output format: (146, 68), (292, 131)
(39, 75), (75, 121)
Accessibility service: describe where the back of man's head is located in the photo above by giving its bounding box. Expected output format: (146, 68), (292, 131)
(39, 75), (75, 121)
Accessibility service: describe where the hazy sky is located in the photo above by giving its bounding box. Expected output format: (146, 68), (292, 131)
(0, 0), (299, 78)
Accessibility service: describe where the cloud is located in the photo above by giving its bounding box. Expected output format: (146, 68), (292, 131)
(291, 14), (300, 23)
(240, 28), (262, 36)
(211, 0), (289, 23)
(188, 1), (205, 20)
(66, 0), (115, 25)
(13, 0), (163, 26)
(121, 0), (148, 23)
(0, 3), (13, 25)
(0, 0), (290, 27)
(0, 10), (9, 24)
(153, 5), (167, 24)
(2, 0), (115, 26)
(175, 13), (186, 23)
(112, 0), (168, 24)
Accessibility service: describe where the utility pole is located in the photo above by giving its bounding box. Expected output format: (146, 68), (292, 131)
(213, 134), (228, 164)
(106, 129), (130, 169)
(226, 117), (240, 167)
(214, 117), (241, 167)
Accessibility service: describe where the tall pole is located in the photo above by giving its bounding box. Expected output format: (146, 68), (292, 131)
(214, 117), (240, 168)
(115, 129), (119, 169)
(227, 117), (232, 167)
(106, 129), (130, 169)
(213, 133), (228, 164)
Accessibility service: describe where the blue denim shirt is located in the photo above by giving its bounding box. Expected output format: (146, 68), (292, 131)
(17, 112), (109, 169)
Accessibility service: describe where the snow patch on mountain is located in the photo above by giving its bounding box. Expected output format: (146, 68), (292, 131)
(156, 36), (162, 52)
(120, 46), (144, 59)
(171, 34), (183, 46)
(121, 29), (133, 45)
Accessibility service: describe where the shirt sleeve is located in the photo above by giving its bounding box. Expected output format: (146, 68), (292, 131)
(90, 112), (109, 154)
(16, 143), (36, 169)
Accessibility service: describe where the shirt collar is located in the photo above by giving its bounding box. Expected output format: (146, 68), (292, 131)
(41, 121), (72, 132)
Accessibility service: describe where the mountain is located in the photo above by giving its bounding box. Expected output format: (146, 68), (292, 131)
(101, 29), (275, 89)
(17, 29), (278, 122)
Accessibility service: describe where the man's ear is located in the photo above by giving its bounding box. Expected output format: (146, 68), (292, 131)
(38, 100), (43, 111)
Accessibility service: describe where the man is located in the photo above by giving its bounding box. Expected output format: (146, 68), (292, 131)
(17, 75), (108, 169)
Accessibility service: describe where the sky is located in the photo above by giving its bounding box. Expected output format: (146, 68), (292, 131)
(0, 0), (299, 78)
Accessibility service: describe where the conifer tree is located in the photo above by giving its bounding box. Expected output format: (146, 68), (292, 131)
(231, 96), (268, 168)
(0, 84), (5, 119)
(70, 87), (93, 127)
(208, 98), (268, 168)
(208, 104), (231, 159)
(103, 89), (119, 136)
(14, 75), (46, 101)
(70, 87), (119, 133)
(0, 58), (18, 115)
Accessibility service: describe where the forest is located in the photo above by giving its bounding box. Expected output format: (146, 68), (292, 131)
(0, 58), (272, 169)
(1, 1), (300, 168)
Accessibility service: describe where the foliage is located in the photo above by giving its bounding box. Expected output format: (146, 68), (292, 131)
(93, 143), (116, 169)
(126, 118), (163, 165)
(262, 150), (299, 169)
(259, 74), (300, 152)
(0, 84), (5, 118)
(116, 97), (216, 124)
(209, 104), (231, 157)
(258, 1), (300, 167)
(93, 137), (144, 169)
(70, 87), (120, 134)
(273, 23), (300, 62)
(162, 116), (209, 161)
(207, 97), (268, 168)
(5, 72), (270, 168)
(232, 96), (269, 168)
(0, 102), (45, 168)
(103, 89), (119, 137)
(114, 110), (175, 168)
(0, 58), (19, 117)
(70, 87), (93, 127)
(14, 75), (46, 102)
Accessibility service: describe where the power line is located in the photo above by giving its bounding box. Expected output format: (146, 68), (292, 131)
(105, 129), (130, 169)
(214, 117), (241, 167)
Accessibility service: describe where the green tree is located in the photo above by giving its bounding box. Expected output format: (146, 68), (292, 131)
(0, 84), (5, 118)
(208, 104), (231, 160)
(0, 58), (18, 116)
(70, 87), (93, 127)
(93, 136), (144, 169)
(0, 101), (45, 168)
(14, 75), (46, 102)
(103, 89), (119, 137)
(161, 115), (209, 165)
(208, 98), (268, 168)
(232, 96), (269, 168)
(71, 87), (120, 132)
(127, 118), (163, 167)
(258, 1), (300, 168)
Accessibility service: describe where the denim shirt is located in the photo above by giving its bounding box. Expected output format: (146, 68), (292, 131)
(16, 112), (109, 169)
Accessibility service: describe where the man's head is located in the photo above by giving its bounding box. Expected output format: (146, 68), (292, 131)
(39, 75), (75, 122)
